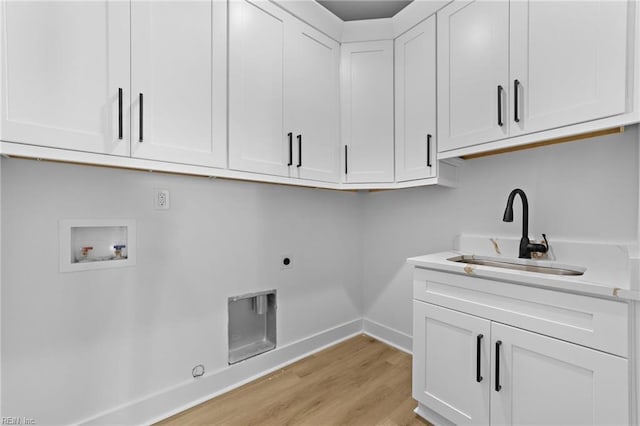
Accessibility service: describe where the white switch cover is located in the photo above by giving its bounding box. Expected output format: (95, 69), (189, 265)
(154, 189), (170, 210)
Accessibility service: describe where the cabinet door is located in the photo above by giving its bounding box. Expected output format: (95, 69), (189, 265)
(395, 15), (437, 182)
(1, 1), (129, 155)
(509, 1), (628, 136)
(491, 323), (628, 426)
(413, 301), (491, 425)
(341, 41), (394, 183)
(229, 0), (290, 177)
(131, 1), (226, 168)
(437, 0), (509, 152)
(285, 21), (340, 183)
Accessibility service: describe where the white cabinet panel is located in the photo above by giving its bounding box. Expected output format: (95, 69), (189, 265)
(286, 21), (340, 183)
(437, 0), (509, 152)
(510, 1), (628, 136)
(229, 0), (288, 177)
(413, 301), (491, 426)
(131, 1), (226, 168)
(395, 16), (437, 182)
(1, 1), (130, 155)
(491, 323), (628, 426)
(341, 41), (394, 183)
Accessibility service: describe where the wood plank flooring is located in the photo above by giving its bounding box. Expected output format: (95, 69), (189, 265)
(156, 335), (431, 426)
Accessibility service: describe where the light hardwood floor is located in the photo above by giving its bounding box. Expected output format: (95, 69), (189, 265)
(156, 335), (431, 426)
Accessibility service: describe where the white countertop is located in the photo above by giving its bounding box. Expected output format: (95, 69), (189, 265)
(408, 235), (640, 302)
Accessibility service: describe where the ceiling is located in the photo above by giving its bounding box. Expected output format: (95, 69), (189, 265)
(317, 1), (414, 21)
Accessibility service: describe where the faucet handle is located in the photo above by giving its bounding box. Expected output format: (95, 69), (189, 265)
(531, 234), (549, 259)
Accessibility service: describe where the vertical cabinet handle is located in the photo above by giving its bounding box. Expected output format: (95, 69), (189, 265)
(287, 132), (293, 166)
(495, 340), (502, 392)
(476, 334), (483, 383)
(514, 79), (521, 123)
(297, 134), (302, 168)
(427, 134), (432, 167)
(344, 145), (348, 175)
(139, 93), (144, 142)
(118, 88), (123, 140)
(497, 85), (504, 127)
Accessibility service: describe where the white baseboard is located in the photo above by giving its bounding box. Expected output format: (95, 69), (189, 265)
(80, 319), (363, 426)
(362, 318), (413, 354)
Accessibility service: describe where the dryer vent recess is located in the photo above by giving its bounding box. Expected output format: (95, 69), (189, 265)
(228, 290), (277, 364)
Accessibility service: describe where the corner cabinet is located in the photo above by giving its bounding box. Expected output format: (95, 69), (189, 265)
(394, 15), (437, 182)
(437, 0), (630, 154)
(340, 41), (394, 184)
(285, 19), (341, 183)
(412, 268), (631, 426)
(229, 0), (340, 183)
(1, 1), (130, 155)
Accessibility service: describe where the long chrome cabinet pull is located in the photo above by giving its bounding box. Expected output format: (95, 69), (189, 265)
(297, 134), (302, 168)
(514, 79), (521, 123)
(118, 88), (123, 140)
(344, 145), (348, 175)
(139, 93), (144, 142)
(495, 340), (502, 392)
(497, 85), (504, 127)
(427, 134), (432, 167)
(476, 334), (483, 383)
(287, 132), (293, 166)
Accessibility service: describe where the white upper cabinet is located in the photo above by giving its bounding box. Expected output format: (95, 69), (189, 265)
(395, 15), (437, 182)
(438, 0), (630, 154)
(229, 0), (288, 177)
(229, 0), (340, 182)
(131, 1), (227, 168)
(341, 41), (394, 184)
(285, 20), (340, 183)
(1, 1), (130, 155)
(437, 0), (510, 152)
(509, 1), (628, 136)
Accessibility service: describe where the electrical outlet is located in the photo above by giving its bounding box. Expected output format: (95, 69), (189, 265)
(281, 254), (293, 269)
(154, 189), (170, 210)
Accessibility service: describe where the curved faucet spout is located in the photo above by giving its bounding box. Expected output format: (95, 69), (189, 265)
(503, 188), (531, 258)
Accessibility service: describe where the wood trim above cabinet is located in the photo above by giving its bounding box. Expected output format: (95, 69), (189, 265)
(461, 127), (625, 160)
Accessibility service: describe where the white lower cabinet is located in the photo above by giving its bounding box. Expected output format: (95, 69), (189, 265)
(413, 302), (491, 425)
(413, 300), (629, 426)
(491, 322), (628, 426)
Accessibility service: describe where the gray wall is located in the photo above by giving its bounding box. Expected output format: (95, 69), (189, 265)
(1, 160), (363, 424)
(1, 126), (638, 423)
(362, 126), (639, 337)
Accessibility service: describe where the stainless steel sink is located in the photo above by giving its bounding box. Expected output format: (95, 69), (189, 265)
(448, 255), (585, 276)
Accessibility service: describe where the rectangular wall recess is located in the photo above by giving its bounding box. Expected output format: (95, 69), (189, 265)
(59, 219), (136, 272)
(228, 290), (277, 364)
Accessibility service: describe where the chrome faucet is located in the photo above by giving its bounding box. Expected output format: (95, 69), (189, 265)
(502, 188), (549, 259)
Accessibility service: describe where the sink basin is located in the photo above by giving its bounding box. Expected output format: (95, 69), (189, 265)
(448, 255), (585, 276)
